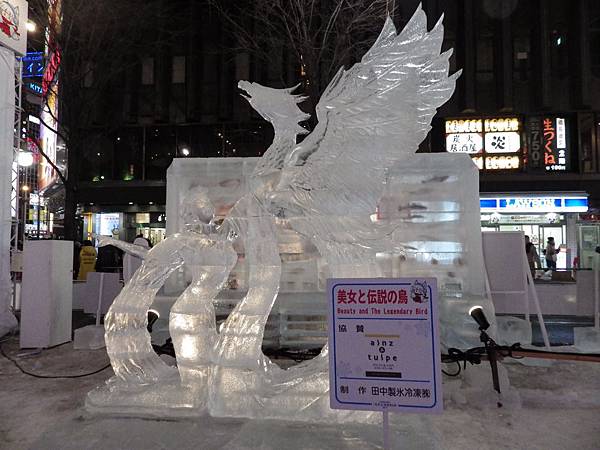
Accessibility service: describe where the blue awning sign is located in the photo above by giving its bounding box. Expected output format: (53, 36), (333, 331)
(480, 195), (588, 213)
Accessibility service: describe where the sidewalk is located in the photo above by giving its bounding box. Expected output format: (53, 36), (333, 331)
(1, 335), (600, 450)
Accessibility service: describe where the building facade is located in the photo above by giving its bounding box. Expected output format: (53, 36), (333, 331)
(38, 1), (600, 263)
(420, 0), (600, 267)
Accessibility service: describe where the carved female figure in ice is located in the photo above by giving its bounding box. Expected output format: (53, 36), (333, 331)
(101, 186), (237, 404)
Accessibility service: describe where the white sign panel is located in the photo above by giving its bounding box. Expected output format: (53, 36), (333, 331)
(0, 1), (28, 56)
(328, 278), (442, 413)
(96, 213), (121, 236)
(556, 118), (566, 149)
(484, 131), (520, 153)
(446, 133), (482, 154)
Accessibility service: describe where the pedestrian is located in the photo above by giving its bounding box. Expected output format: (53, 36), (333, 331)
(544, 237), (559, 270)
(73, 241), (81, 280)
(525, 235), (540, 278)
(95, 244), (123, 273)
(78, 240), (97, 281)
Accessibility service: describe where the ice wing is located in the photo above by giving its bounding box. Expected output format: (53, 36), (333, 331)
(279, 5), (461, 216)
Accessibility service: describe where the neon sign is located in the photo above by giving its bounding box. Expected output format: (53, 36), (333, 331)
(42, 49), (61, 97)
(26, 81), (43, 95)
(22, 52), (45, 78)
(528, 116), (569, 172)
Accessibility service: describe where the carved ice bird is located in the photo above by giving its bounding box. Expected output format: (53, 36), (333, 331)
(240, 6), (461, 249)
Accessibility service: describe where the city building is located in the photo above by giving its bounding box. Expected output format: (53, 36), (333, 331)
(421, 0), (600, 267)
(38, 1), (600, 265)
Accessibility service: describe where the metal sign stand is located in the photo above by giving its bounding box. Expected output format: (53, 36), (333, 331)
(95, 273), (105, 326)
(382, 409), (390, 450)
(594, 254), (599, 330)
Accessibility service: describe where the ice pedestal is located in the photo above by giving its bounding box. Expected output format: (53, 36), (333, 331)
(73, 325), (106, 350)
(86, 374), (205, 418)
(496, 316), (533, 346)
(446, 362), (521, 410)
(208, 356), (376, 423)
(574, 327), (600, 353)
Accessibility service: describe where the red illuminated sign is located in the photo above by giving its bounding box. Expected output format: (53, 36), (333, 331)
(543, 118), (556, 166)
(42, 49), (61, 97)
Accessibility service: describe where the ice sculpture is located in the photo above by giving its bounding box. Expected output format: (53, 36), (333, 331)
(88, 5), (494, 420)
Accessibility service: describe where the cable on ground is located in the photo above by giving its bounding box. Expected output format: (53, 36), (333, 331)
(0, 342), (111, 379)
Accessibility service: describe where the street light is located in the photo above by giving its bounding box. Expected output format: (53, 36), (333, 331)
(181, 147), (190, 157)
(26, 21), (36, 33)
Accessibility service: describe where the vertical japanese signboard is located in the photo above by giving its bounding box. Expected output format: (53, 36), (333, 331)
(527, 116), (570, 172)
(38, 0), (61, 193)
(328, 278), (442, 413)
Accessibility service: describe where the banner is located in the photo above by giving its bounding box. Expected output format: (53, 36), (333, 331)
(0, 1), (28, 56)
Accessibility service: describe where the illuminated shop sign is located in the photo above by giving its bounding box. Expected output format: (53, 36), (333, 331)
(42, 49), (60, 97)
(527, 116), (570, 172)
(481, 214), (564, 224)
(95, 213), (121, 236)
(26, 81), (42, 95)
(22, 52), (44, 78)
(480, 195), (588, 213)
(445, 117), (521, 170)
(446, 133), (482, 153)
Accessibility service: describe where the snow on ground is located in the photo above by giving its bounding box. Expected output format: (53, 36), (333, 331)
(1, 337), (599, 450)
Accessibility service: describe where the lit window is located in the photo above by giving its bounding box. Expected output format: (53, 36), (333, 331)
(172, 56), (186, 84)
(142, 57), (155, 85)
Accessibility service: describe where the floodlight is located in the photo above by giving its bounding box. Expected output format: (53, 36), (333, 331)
(468, 305), (490, 331)
(17, 151), (34, 167)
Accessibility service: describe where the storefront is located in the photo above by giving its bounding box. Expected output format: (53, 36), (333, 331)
(82, 211), (166, 246)
(480, 193), (588, 269)
(24, 193), (54, 238)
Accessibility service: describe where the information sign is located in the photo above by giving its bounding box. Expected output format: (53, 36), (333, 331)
(328, 278), (442, 413)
